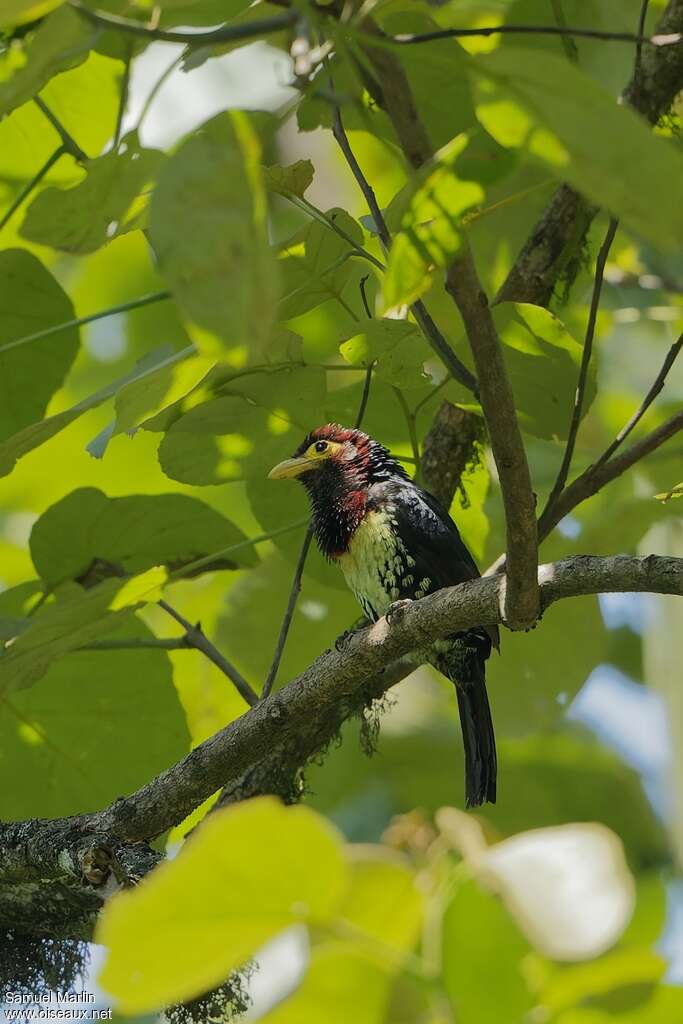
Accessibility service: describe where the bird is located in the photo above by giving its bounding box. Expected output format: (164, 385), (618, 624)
(268, 423), (498, 807)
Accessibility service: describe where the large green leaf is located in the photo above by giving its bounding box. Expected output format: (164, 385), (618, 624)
(0, 6), (90, 117)
(29, 488), (257, 586)
(0, 615), (189, 818)
(277, 209), (364, 320)
(0, 248), (79, 444)
(97, 798), (347, 1014)
(383, 136), (483, 309)
(0, 0), (63, 28)
(261, 942), (393, 1024)
(495, 302), (594, 440)
(339, 319), (433, 389)
(21, 136), (164, 253)
(0, 346), (179, 478)
(0, 568), (166, 695)
(149, 111), (278, 359)
(442, 877), (534, 1024)
(470, 47), (683, 251)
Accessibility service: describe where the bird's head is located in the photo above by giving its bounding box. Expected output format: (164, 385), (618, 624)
(268, 424), (406, 496)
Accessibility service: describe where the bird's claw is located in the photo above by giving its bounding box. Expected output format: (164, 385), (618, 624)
(386, 599), (413, 626)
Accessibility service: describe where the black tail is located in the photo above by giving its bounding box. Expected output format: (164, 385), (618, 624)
(438, 632), (497, 807)
(456, 676), (497, 807)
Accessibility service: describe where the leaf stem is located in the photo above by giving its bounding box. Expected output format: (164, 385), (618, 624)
(34, 96), (88, 163)
(0, 146), (64, 232)
(158, 599), (259, 707)
(0, 290), (171, 356)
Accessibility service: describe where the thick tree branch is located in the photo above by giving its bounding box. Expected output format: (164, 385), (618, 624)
(497, 0), (683, 306)
(446, 250), (539, 628)
(3, 554), (683, 937)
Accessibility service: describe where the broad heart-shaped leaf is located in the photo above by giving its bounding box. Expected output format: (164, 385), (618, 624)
(0, 248), (79, 444)
(0, 346), (181, 478)
(29, 488), (257, 587)
(339, 319), (433, 389)
(0, 0), (62, 28)
(0, 6), (90, 116)
(0, 568), (166, 695)
(97, 798), (347, 1014)
(0, 615), (189, 819)
(495, 302), (593, 441)
(383, 137), (484, 309)
(340, 848), (423, 953)
(261, 941), (393, 1024)
(149, 110), (278, 360)
(277, 208), (364, 320)
(441, 878), (534, 1024)
(470, 47), (683, 252)
(263, 159), (314, 198)
(157, 366), (326, 485)
(21, 136), (164, 253)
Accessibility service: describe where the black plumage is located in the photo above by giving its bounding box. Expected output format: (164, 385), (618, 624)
(269, 424), (498, 807)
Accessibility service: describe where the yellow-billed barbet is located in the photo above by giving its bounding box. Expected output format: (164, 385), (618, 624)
(269, 423), (498, 807)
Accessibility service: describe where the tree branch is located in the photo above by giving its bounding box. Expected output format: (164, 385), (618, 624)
(158, 600), (259, 708)
(496, 0), (683, 306)
(329, 98), (479, 396)
(0, 147), (64, 232)
(384, 23), (679, 46)
(69, 0), (297, 46)
(446, 249), (539, 628)
(543, 217), (619, 514)
(34, 97), (88, 164)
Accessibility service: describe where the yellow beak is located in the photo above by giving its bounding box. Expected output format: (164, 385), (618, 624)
(268, 456), (315, 480)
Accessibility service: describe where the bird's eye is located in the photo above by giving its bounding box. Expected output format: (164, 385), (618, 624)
(314, 440), (328, 453)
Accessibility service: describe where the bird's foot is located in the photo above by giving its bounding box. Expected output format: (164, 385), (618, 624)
(386, 598), (413, 626)
(334, 618), (368, 652)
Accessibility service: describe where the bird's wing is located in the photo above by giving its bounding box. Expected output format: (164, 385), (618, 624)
(369, 480), (480, 592)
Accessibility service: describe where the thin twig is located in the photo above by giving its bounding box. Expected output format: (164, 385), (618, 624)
(261, 526), (314, 701)
(385, 23), (679, 46)
(633, 0), (652, 107)
(393, 387), (421, 481)
(114, 42), (133, 148)
(550, 0), (580, 61)
(136, 53), (184, 134)
(69, 0), (297, 45)
(330, 97), (479, 397)
(542, 217), (619, 516)
(79, 637), (189, 652)
(0, 147), (64, 232)
(359, 274), (373, 319)
(0, 290), (170, 356)
(592, 330), (683, 468)
(158, 599), (259, 707)
(34, 97), (88, 163)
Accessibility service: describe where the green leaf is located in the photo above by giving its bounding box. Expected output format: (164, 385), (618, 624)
(555, 983), (683, 1023)
(263, 159), (314, 198)
(654, 482), (683, 502)
(149, 110), (278, 359)
(341, 848), (422, 952)
(157, 366), (326, 486)
(29, 488), (258, 587)
(0, 568), (167, 695)
(0, 6), (90, 116)
(540, 949), (666, 1015)
(442, 877), (534, 1023)
(0, 346), (178, 478)
(113, 353), (215, 434)
(0, 616), (189, 818)
(495, 302), (593, 440)
(470, 47), (683, 251)
(278, 209), (364, 320)
(383, 137), (484, 309)
(339, 319), (432, 389)
(21, 136), (164, 253)
(261, 942), (393, 1024)
(97, 798), (347, 1014)
(0, 0), (63, 28)
(0, 248), (79, 444)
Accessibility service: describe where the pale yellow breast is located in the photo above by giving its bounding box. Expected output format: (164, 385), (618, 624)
(336, 509), (415, 620)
